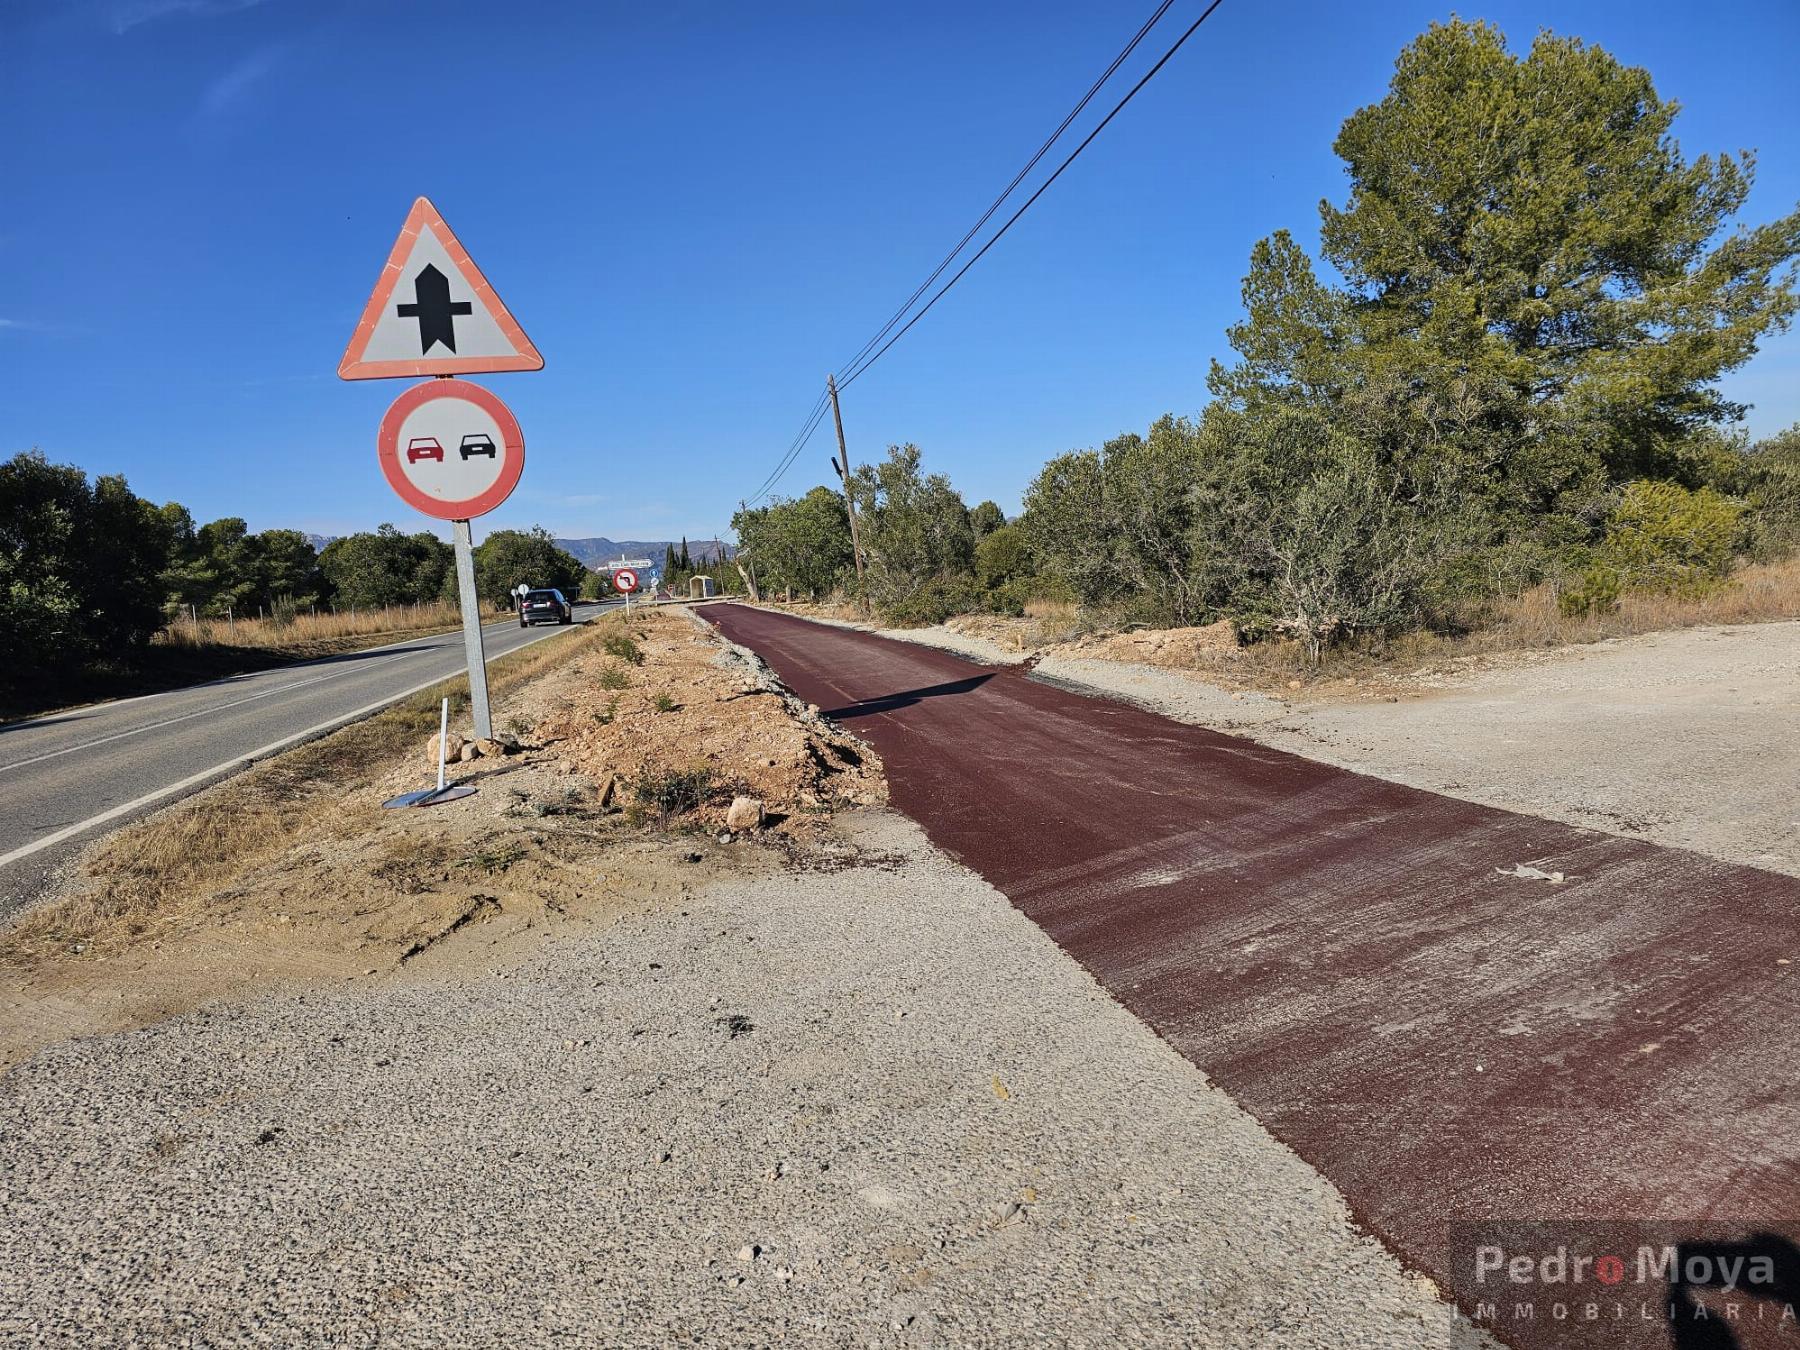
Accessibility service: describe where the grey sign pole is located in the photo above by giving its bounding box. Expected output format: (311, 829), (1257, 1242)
(451, 518), (494, 741)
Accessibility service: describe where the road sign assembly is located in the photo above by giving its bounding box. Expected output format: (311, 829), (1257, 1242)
(613, 566), (639, 615)
(339, 198), (544, 380)
(376, 378), (524, 521)
(344, 198), (542, 745)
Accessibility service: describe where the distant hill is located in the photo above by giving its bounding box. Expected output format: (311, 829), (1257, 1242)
(298, 533), (733, 570)
(554, 537), (735, 570)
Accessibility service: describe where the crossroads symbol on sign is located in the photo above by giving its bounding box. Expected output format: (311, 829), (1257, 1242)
(396, 264), (473, 355)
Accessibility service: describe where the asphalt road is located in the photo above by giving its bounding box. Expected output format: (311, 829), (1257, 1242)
(0, 602), (614, 916)
(706, 604), (1800, 1349)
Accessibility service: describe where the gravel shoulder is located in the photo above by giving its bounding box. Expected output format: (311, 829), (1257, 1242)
(871, 616), (1800, 879)
(0, 809), (1483, 1348)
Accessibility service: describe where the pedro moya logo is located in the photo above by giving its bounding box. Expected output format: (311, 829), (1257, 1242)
(1453, 1224), (1800, 1343)
(1475, 1244), (1779, 1291)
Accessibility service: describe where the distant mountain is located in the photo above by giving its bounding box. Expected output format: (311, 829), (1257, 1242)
(297, 533), (733, 570)
(554, 537), (735, 570)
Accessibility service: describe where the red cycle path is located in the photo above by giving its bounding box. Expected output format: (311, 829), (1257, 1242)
(706, 604), (1800, 1347)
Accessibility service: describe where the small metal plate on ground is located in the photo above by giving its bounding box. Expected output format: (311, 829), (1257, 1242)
(382, 785), (479, 809)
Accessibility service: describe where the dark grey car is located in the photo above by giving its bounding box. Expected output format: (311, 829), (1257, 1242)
(518, 588), (572, 627)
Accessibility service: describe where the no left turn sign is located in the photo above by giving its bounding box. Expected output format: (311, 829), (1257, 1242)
(613, 568), (640, 594)
(377, 378), (524, 520)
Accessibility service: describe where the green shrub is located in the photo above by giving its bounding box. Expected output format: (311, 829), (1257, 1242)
(983, 577), (1036, 617)
(602, 632), (644, 665)
(597, 662), (629, 690)
(1557, 563), (1623, 617)
(975, 524), (1030, 590)
(1598, 480), (1742, 595)
(874, 573), (981, 627)
(1743, 425), (1800, 559)
(630, 765), (721, 822)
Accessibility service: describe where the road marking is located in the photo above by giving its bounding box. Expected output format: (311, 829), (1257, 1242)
(0, 618), (595, 874)
(0, 604), (612, 735)
(0, 650), (420, 776)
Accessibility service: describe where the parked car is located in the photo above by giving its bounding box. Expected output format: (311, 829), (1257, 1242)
(518, 587), (573, 627)
(406, 437), (444, 463)
(459, 433), (497, 460)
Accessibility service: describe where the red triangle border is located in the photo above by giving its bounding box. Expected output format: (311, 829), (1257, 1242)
(338, 197), (544, 380)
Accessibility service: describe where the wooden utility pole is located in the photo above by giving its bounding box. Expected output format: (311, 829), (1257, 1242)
(733, 503), (761, 602)
(826, 374), (867, 592)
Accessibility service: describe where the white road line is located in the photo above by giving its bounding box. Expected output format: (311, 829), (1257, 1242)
(0, 605), (607, 735)
(0, 650), (421, 776)
(0, 619), (591, 873)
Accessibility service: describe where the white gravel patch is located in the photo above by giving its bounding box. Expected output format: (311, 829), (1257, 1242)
(0, 812), (1484, 1348)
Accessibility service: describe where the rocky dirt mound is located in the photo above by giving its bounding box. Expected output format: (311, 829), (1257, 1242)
(1066, 620), (1242, 669)
(525, 610), (884, 828)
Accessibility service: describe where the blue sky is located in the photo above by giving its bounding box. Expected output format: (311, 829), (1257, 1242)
(6, 0), (1798, 543)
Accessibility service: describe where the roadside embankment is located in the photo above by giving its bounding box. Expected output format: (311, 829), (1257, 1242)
(0, 608), (879, 1070)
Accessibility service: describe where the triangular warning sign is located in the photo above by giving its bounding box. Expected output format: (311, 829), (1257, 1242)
(338, 197), (544, 380)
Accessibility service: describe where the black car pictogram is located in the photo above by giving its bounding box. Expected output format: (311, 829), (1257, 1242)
(459, 433), (498, 460)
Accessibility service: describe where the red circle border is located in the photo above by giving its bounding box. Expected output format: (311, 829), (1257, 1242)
(377, 378), (525, 520)
(614, 568), (640, 593)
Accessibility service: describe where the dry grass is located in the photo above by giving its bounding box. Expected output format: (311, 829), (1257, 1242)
(1020, 598), (1086, 643)
(944, 555), (1800, 691)
(2, 622), (611, 957)
(155, 601), (508, 651)
(1372, 553), (1800, 676)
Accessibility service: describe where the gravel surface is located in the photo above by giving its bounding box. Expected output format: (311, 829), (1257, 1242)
(0, 811), (1484, 1348)
(879, 618), (1800, 878)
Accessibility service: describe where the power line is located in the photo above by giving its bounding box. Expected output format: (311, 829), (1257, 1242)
(745, 387), (832, 506)
(743, 0), (1227, 506)
(838, 0), (1226, 391)
(831, 0), (1178, 384)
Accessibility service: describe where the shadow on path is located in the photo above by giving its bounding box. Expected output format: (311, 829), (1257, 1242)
(822, 673), (994, 720)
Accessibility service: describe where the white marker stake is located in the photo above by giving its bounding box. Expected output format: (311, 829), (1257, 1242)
(451, 519), (494, 741)
(437, 696), (449, 792)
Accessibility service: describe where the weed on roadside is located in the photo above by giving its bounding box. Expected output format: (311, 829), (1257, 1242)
(598, 663), (630, 691)
(460, 841), (527, 875)
(629, 765), (726, 826)
(602, 633), (644, 666)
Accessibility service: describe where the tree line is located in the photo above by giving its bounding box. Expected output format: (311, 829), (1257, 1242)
(0, 447), (592, 691)
(735, 20), (1800, 659)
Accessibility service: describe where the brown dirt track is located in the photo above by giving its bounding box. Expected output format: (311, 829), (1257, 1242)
(704, 602), (1800, 1348)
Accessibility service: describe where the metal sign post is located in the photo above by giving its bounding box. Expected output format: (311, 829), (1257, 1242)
(452, 519), (494, 740)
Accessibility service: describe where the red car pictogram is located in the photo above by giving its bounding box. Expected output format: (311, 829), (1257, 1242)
(406, 437), (445, 464)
